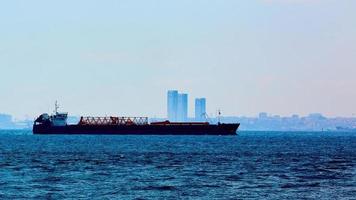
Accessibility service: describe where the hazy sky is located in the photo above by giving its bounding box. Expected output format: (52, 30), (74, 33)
(0, 0), (355, 119)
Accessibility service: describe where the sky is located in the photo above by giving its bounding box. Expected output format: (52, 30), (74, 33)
(0, 0), (355, 119)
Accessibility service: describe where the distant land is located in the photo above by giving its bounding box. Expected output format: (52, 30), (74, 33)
(1, 113), (355, 132)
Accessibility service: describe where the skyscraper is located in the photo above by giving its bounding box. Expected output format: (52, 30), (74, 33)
(177, 93), (188, 122)
(195, 98), (206, 121)
(167, 90), (178, 121)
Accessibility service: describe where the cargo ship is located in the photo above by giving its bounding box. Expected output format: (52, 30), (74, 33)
(33, 103), (239, 135)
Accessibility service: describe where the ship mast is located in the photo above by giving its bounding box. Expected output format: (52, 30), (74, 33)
(54, 101), (59, 114)
(218, 109), (221, 124)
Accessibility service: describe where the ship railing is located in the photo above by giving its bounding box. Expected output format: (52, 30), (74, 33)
(150, 120), (210, 125)
(78, 116), (148, 126)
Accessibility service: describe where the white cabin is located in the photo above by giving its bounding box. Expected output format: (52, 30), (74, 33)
(50, 112), (68, 126)
(50, 101), (68, 126)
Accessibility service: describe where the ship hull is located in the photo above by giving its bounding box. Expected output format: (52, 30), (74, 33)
(33, 123), (239, 135)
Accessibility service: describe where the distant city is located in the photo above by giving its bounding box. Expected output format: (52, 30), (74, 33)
(0, 90), (356, 132)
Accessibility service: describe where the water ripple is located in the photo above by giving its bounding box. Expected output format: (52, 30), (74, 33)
(0, 131), (355, 199)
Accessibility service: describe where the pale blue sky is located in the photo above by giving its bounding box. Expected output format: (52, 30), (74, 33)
(0, 0), (355, 119)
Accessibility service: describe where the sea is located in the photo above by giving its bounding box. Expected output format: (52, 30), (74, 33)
(0, 130), (355, 200)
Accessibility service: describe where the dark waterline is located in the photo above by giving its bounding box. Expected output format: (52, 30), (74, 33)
(0, 130), (355, 199)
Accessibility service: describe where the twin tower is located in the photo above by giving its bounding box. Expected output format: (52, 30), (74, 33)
(167, 90), (206, 122)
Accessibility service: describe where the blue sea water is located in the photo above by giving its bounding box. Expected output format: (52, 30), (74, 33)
(0, 130), (355, 199)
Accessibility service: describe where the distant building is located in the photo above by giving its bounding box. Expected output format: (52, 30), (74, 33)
(167, 90), (188, 122)
(292, 114), (299, 119)
(167, 90), (178, 121)
(0, 114), (11, 123)
(177, 93), (188, 122)
(307, 113), (326, 120)
(0, 114), (14, 129)
(195, 98), (206, 121)
(259, 112), (268, 119)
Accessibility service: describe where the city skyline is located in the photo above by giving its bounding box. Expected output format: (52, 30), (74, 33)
(1, 111), (356, 131)
(0, 1), (355, 118)
(1, 93), (356, 120)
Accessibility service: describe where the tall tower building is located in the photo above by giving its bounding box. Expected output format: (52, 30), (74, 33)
(167, 90), (178, 121)
(177, 93), (188, 122)
(195, 98), (206, 121)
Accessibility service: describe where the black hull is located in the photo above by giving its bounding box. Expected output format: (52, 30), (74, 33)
(33, 123), (239, 135)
